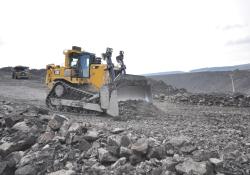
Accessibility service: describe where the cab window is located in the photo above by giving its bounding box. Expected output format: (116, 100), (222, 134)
(70, 58), (78, 67)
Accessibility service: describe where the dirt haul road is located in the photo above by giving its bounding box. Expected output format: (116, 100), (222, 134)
(0, 76), (250, 174)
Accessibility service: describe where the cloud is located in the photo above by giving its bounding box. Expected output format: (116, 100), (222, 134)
(226, 36), (250, 46)
(0, 38), (3, 46)
(217, 24), (248, 31)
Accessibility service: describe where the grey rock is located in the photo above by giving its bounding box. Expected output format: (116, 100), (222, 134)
(65, 161), (74, 170)
(172, 154), (185, 163)
(111, 128), (125, 134)
(175, 158), (213, 175)
(0, 142), (14, 156)
(111, 157), (126, 169)
(164, 142), (175, 156)
(129, 154), (143, 165)
(5, 151), (24, 168)
(39, 115), (52, 121)
(0, 136), (36, 157)
(131, 138), (149, 155)
(15, 164), (37, 175)
(12, 121), (30, 133)
(180, 143), (197, 154)
(78, 139), (91, 152)
(192, 150), (219, 162)
(48, 114), (68, 131)
(59, 121), (70, 137)
(151, 167), (163, 175)
(89, 163), (106, 174)
(2, 105), (14, 112)
(161, 157), (178, 172)
(209, 158), (223, 165)
(83, 129), (99, 142)
(107, 135), (121, 147)
(167, 136), (190, 148)
(120, 146), (132, 158)
(107, 145), (120, 156)
(4, 115), (23, 127)
(148, 137), (161, 147)
(120, 135), (132, 147)
(68, 122), (81, 133)
(161, 170), (176, 175)
(37, 132), (54, 144)
(48, 169), (75, 175)
(98, 148), (117, 163)
(0, 161), (7, 175)
(147, 145), (166, 159)
(18, 152), (38, 167)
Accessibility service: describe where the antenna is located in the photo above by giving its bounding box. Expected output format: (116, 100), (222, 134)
(229, 74), (235, 93)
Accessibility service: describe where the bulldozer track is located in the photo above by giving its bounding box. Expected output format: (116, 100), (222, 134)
(46, 80), (101, 115)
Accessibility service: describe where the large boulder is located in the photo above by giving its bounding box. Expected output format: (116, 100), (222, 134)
(0, 135), (36, 157)
(15, 164), (37, 175)
(98, 148), (118, 163)
(12, 121), (30, 133)
(175, 158), (214, 175)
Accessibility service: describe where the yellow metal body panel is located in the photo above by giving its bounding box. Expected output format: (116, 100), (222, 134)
(45, 64), (109, 91)
(45, 49), (111, 92)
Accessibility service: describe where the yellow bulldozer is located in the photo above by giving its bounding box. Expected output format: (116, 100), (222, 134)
(45, 46), (152, 117)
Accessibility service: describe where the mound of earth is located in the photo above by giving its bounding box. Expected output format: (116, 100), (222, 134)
(118, 100), (164, 120)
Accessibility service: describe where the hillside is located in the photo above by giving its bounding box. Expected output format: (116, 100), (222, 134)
(190, 63), (250, 72)
(149, 70), (250, 94)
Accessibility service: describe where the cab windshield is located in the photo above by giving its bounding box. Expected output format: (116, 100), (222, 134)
(69, 53), (90, 78)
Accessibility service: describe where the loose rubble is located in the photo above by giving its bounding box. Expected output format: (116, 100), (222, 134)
(160, 92), (250, 107)
(0, 99), (250, 174)
(118, 100), (164, 120)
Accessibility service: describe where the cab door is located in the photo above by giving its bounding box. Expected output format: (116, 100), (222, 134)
(78, 54), (90, 78)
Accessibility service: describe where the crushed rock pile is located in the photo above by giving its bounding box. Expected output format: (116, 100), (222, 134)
(118, 100), (164, 120)
(162, 92), (250, 107)
(0, 100), (250, 175)
(148, 79), (187, 96)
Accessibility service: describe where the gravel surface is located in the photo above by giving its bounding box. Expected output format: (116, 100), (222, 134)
(0, 75), (250, 174)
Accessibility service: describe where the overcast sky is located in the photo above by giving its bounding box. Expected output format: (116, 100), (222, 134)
(0, 0), (249, 74)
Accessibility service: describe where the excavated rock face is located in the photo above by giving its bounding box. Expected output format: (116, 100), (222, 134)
(0, 100), (249, 174)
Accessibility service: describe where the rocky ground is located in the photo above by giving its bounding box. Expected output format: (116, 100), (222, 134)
(162, 92), (250, 108)
(0, 74), (250, 174)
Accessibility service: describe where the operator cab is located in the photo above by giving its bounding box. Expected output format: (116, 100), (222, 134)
(69, 46), (101, 78)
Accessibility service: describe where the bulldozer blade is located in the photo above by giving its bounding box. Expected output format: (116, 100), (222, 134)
(114, 74), (152, 102)
(106, 89), (119, 117)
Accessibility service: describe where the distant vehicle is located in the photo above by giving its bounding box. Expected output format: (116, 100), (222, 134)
(12, 66), (30, 79)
